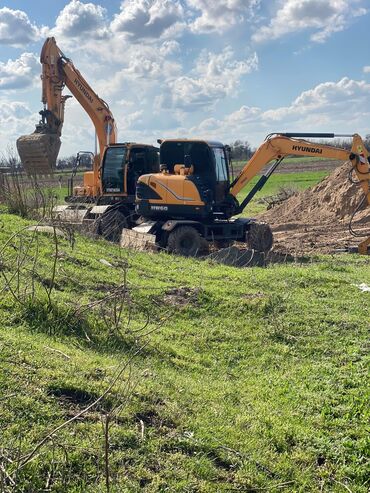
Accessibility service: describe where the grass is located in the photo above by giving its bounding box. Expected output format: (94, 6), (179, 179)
(0, 208), (369, 492)
(237, 170), (328, 216)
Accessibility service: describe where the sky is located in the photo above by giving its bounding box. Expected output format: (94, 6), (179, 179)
(0, 0), (370, 158)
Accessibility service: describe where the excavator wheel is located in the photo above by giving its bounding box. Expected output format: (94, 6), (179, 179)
(246, 222), (273, 253)
(167, 226), (202, 257)
(96, 208), (129, 242)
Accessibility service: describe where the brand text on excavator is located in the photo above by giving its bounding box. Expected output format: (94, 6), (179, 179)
(74, 78), (94, 104)
(292, 145), (323, 154)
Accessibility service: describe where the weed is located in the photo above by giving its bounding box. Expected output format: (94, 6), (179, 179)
(0, 213), (369, 491)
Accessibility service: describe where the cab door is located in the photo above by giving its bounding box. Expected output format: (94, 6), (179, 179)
(213, 147), (229, 204)
(101, 146), (127, 194)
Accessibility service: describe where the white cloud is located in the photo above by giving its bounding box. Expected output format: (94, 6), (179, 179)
(264, 77), (370, 121)
(252, 0), (367, 44)
(190, 77), (370, 145)
(159, 40), (180, 56)
(169, 48), (258, 110)
(52, 0), (108, 40)
(101, 43), (182, 97)
(0, 53), (39, 90)
(363, 66), (370, 73)
(111, 0), (184, 39)
(0, 100), (36, 152)
(0, 7), (41, 46)
(187, 0), (260, 33)
(0, 100), (32, 120)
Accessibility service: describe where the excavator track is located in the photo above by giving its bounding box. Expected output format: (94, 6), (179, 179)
(16, 132), (61, 174)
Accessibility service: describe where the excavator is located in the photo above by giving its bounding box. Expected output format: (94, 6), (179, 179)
(121, 132), (370, 255)
(16, 37), (159, 239)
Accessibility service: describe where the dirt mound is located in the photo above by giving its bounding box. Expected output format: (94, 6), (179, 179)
(262, 161), (367, 225)
(260, 161), (369, 254)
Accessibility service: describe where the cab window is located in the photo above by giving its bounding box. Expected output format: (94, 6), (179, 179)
(213, 147), (228, 182)
(102, 146), (127, 192)
(147, 148), (159, 172)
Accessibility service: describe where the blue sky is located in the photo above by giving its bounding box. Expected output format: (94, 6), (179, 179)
(0, 0), (369, 157)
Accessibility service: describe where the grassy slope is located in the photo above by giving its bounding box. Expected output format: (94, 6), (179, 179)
(0, 210), (369, 492)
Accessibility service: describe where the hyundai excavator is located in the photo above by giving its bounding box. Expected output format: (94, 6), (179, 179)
(16, 37), (159, 238)
(121, 133), (370, 255)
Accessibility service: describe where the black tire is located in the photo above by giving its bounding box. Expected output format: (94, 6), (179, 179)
(167, 226), (202, 257)
(98, 208), (129, 242)
(246, 222), (273, 253)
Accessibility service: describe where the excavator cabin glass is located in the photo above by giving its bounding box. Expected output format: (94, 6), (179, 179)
(102, 146), (127, 193)
(102, 145), (159, 195)
(160, 140), (230, 204)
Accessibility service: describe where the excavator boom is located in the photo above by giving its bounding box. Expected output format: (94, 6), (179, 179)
(230, 133), (370, 218)
(16, 37), (116, 175)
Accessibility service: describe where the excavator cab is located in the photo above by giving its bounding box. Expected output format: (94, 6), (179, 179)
(136, 139), (231, 220)
(100, 144), (159, 200)
(160, 140), (230, 197)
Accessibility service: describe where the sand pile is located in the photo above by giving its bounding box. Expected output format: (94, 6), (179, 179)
(259, 161), (369, 254)
(262, 161), (367, 225)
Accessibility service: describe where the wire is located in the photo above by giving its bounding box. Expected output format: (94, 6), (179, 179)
(347, 153), (370, 239)
(348, 195), (369, 238)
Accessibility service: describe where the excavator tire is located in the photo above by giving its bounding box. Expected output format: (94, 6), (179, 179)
(246, 222), (273, 253)
(16, 133), (61, 174)
(167, 226), (202, 257)
(97, 208), (129, 242)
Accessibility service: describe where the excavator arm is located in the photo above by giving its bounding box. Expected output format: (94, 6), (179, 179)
(17, 37), (117, 175)
(230, 133), (370, 215)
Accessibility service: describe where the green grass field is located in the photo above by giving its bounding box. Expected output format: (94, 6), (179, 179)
(236, 170), (328, 216)
(0, 208), (369, 492)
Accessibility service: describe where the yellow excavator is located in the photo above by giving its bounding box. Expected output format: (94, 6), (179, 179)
(16, 37), (159, 239)
(122, 132), (370, 254)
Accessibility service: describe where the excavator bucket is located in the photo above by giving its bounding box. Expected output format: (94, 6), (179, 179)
(16, 132), (61, 174)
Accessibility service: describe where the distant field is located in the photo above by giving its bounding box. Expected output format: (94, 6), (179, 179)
(237, 170), (329, 216)
(233, 157), (342, 175)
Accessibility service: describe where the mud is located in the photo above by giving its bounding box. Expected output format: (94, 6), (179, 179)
(163, 287), (201, 306)
(259, 161), (369, 254)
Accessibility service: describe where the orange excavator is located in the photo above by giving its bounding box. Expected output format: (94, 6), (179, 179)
(17, 36), (120, 192)
(16, 37), (159, 238)
(122, 132), (370, 254)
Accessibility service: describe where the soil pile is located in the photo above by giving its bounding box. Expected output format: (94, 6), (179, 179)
(260, 161), (369, 254)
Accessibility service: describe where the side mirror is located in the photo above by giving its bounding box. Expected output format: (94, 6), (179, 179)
(184, 154), (192, 168)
